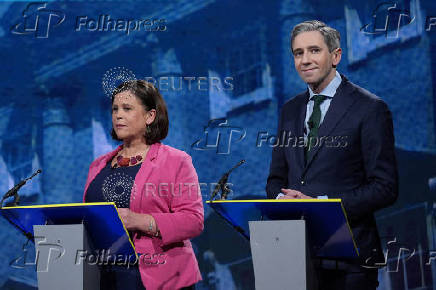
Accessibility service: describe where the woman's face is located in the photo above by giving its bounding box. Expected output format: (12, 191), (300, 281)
(112, 90), (155, 142)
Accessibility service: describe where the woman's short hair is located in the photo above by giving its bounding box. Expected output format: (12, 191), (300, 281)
(110, 80), (169, 145)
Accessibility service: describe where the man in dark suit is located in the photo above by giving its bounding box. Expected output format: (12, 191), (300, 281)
(266, 20), (398, 289)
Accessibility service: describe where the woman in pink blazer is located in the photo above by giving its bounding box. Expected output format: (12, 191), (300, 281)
(83, 80), (203, 290)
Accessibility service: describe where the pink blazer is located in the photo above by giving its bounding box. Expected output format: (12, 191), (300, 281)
(83, 142), (204, 290)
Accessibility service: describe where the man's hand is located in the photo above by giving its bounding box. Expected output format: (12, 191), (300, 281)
(279, 188), (313, 199)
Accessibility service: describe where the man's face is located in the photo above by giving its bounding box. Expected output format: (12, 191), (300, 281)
(292, 31), (341, 91)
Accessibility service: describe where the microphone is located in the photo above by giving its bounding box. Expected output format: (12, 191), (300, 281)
(0, 169), (42, 208)
(210, 160), (245, 201)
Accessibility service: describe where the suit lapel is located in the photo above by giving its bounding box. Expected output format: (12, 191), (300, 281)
(131, 142), (160, 212)
(303, 75), (358, 171)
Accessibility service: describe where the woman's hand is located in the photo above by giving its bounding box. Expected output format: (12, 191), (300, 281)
(117, 208), (159, 235)
(118, 208), (144, 231)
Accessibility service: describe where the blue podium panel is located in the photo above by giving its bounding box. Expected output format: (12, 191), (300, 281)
(0, 202), (137, 261)
(207, 199), (359, 259)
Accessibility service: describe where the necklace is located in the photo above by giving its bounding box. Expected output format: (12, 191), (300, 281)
(114, 154), (143, 168)
(113, 145), (150, 168)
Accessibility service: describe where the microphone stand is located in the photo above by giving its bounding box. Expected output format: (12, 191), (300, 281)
(0, 169), (42, 241)
(209, 160), (245, 201)
(0, 169), (42, 209)
(208, 160), (249, 240)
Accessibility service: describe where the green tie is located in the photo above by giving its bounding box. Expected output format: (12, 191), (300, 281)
(305, 95), (327, 163)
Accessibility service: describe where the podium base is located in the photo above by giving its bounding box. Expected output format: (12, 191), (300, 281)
(34, 224), (100, 290)
(249, 220), (317, 290)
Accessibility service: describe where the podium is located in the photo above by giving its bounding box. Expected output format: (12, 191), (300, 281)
(207, 199), (358, 290)
(0, 202), (137, 290)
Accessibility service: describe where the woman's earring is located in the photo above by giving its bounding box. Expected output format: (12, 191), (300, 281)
(145, 124), (151, 135)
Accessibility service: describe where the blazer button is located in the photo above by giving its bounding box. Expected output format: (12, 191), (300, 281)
(300, 180), (305, 185)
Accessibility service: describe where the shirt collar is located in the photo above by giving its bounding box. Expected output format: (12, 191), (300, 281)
(308, 70), (342, 100)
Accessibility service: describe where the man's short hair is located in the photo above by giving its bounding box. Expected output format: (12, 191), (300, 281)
(290, 20), (341, 53)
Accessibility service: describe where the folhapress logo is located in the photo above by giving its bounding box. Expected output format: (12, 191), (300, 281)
(11, 2), (65, 38)
(360, 2), (414, 38)
(192, 119), (246, 155)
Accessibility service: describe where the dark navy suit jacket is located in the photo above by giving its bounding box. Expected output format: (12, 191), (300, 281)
(266, 74), (399, 264)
